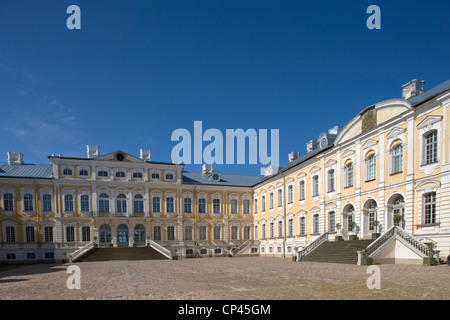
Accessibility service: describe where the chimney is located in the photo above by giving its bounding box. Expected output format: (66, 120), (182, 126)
(86, 145), (100, 158)
(288, 152), (299, 163)
(306, 140), (318, 153)
(202, 164), (213, 173)
(140, 149), (152, 161)
(7, 152), (24, 165)
(401, 79), (425, 99)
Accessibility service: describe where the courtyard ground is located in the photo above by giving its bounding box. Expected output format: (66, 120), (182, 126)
(0, 257), (449, 300)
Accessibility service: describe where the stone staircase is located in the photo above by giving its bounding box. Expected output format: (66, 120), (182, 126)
(301, 240), (373, 264)
(76, 247), (169, 262)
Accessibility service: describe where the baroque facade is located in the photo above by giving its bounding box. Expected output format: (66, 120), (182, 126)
(1, 79), (450, 264)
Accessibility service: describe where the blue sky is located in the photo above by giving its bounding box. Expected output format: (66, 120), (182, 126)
(1, 0), (449, 176)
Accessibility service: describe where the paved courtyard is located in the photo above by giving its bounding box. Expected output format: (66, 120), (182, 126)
(0, 257), (449, 300)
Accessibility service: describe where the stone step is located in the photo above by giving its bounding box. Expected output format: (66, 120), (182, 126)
(78, 247), (169, 262)
(302, 240), (373, 264)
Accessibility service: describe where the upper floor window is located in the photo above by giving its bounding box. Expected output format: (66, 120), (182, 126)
(166, 197), (174, 213)
(24, 193), (34, 211)
(133, 172), (143, 179)
(312, 175), (319, 197)
(151, 173), (160, 180)
(42, 194), (52, 212)
(165, 173), (174, 180)
(313, 214), (320, 234)
(261, 195), (266, 211)
(115, 171), (126, 178)
(366, 154), (376, 181)
(344, 162), (353, 187)
(423, 192), (436, 224)
(6, 226), (16, 243)
(269, 192), (274, 209)
(63, 168), (73, 176)
(327, 169), (335, 193)
(277, 189), (283, 207)
(213, 199), (220, 214)
(98, 193), (110, 213)
(198, 198), (206, 214)
(153, 197), (161, 213)
(391, 144), (403, 174)
(230, 199), (238, 214)
(80, 195), (90, 212)
(116, 194), (127, 214)
(64, 194), (74, 212)
(3, 193), (14, 211)
(98, 170), (108, 177)
(79, 169), (89, 176)
(287, 185), (293, 204)
(254, 198), (258, 213)
(424, 130), (438, 164)
(134, 194), (144, 213)
(184, 198), (192, 213)
(243, 199), (250, 214)
(299, 181), (305, 201)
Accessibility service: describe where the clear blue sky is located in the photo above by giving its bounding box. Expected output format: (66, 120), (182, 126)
(1, 0), (449, 175)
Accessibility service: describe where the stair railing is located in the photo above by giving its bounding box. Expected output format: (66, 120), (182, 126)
(298, 232), (328, 261)
(149, 240), (172, 259)
(231, 240), (251, 256)
(68, 241), (95, 263)
(358, 226), (437, 263)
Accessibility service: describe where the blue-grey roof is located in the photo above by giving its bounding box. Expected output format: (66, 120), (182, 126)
(408, 79), (450, 106)
(0, 163), (52, 179)
(182, 171), (264, 187)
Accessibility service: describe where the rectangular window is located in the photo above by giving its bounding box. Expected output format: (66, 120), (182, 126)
(254, 198), (258, 213)
(288, 219), (294, 237)
(277, 189), (283, 207)
(262, 196), (266, 211)
(299, 181), (305, 201)
(66, 226), (75, 242)
(262, 224), (266, 239)
(152, 197), (161, 212)
(231, 226), (238, 240)
(425, 131), (438, 164)
(82, 226), (90, 241)
(184, 226), (193, 240)
(6, 226), (16, 243)
(269, 222), (274, 238)
(243, 199), (250, 214)
(42, 194), (52, 212)
(299, 217), (306, 236)
(153, 226), (162, 241)
(213, 199), (220, 214)
(198, 198), (206, 214)
(269, 193), (274, 209)
(24, 193), (34, 211)
(167, 226), (175, 241)
(199, 226), (207, 240)
(184, 198), (192, 213)
(313, 214), (319, 234)
(329, 212), (336, 232)
(3, 193), (14, 211)
(312, 176), (319, 197)
(328, 170), (335, 192)
(231, 199), (238, 214)
(64, 195), (74, 212)
(213, 226), (221, 240)
(278, 220), (283, 238)
(44, 226), (53, 242)
(345, 163), (354, 187)
(80, 195), (89, 212)
(166, 197), (174, 213)
(26, 226), (35, 242)
(424, 193), (436, 224)
(287, 186), (293, 204)
(244, 226), (251, 240)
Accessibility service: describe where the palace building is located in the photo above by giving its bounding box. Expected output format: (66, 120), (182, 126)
(1, 78), (450, 265)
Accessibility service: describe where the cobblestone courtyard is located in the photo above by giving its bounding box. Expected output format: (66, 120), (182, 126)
(0, 257), (449, 300)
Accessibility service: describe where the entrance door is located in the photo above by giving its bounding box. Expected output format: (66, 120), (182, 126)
(117, 224), (129, 247)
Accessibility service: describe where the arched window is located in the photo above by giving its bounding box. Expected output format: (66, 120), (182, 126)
(423, 192), (436, 224)
(98, 193), (109, 213)
(366, 154), (376, 181)
(313, 214), (320, 234)
(312, 175), (319, 197)
(277, 189), (283, 207)
(99, 224), (111, 244)
(299, 181), (305, 201)
(391, 144), (403, 174)
(133, 194), (144, 213)
(344, 162), (353, 187)
(327, 170), (335, 192)
(134, 224), (146, 244)
(287, 185), (293, 204)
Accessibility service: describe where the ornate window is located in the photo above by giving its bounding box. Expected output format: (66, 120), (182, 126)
(328, 170), (335, 192)
(166, 197), (174, 213)
(391, 144), (403, 174)
(277, 189), (283, 207)
(269, 192), (274, 209)
(80, 195), (90, 212)
(64, 194), (74, 212)
(24, 193), (34, 211)
(313, 214), (320, 234)
(152, 196), (161, 213)
(42, 194), (52, 212)
(423, 192), (436, 224)
(184, 198), (192, 213)
(3, 193), (14, 211)
(312, 175), (319, 197)
(243, 199), (250, 214)
(198, 198), (206, 214)
(98, 193), (110, 213)
(299, 217), (306, 236)
(287, 185), (293, 204)
(230, 199), (238, 214)
(344, 162), (353, 187)
(213, 199), (220, 214)
(299, 181), (305, 201)
(424, 130), (438, 164)
(328, 211), (336, 232)
(366, 154), (376, 181)
(133, 194), (144, 213)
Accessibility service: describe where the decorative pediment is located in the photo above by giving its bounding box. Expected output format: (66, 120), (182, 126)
(297, 172), (306, 179)
(362, 139), (378, 150)
(417, 115), (442, 130)
(341, 149), (355, 159)
(309, 166), (321, 173)
(95, 151), (143, 163)
(324, 159), (337, 168)
(386, 127), (406, 140)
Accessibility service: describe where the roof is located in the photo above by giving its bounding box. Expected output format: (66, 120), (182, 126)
(408, 79), (450, 106)
(0, 163), (52, 179)
(182, 171), (264, 187)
